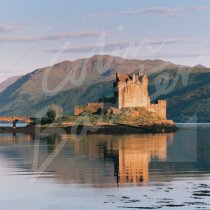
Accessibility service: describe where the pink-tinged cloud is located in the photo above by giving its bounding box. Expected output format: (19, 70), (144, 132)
(120, 8), (186, 16)
(0, 32), (106, 43)
(0, 24), (20, 33)
(142, 52), (210, 59)
(45, 39), (195, 54)
(87, 7), (187, 18)
(192, 6), (210, 11)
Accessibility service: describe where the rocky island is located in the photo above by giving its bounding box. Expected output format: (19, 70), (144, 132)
(71, 72), (177, 134)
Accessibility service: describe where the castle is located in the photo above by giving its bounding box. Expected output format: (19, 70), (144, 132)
(74, 73), (167, 119)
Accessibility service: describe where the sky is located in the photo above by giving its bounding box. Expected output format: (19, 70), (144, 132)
(1, 0), (210, 82)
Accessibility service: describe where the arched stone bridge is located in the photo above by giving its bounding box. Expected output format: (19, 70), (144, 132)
(0, 116), (35, 128)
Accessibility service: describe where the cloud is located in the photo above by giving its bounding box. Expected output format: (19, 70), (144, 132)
(143, 52), (210, 59)
(41, 32), (106, 40)
(45, 38), (195, 54)
(120, 7), (186, 16)
(192, 5), (210, 11)
(0, 24), (19, 33)
(0, 32), (105, 43)
(87, 7), (187, 18)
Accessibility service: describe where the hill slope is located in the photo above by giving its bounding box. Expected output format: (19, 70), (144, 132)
(0, 55), (209, 122)
(0, 76), (22, 93)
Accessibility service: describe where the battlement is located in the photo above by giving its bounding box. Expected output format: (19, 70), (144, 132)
(116, 72), (147, 84)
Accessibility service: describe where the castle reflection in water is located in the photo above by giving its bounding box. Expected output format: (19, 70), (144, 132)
(0, 131), (177, 187)
(72, 133), (173, 187)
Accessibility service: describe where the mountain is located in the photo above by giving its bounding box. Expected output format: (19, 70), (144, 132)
(0, 55), (210, 122)
(194, 64), (206, 69)
(0, 76), (22, 93)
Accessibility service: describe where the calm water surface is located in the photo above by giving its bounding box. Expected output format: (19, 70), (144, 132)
(0, 125), (210, 209)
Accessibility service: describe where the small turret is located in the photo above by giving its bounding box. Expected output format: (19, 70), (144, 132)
(132, 74), (136, 82)
(142, 74), (148, 82)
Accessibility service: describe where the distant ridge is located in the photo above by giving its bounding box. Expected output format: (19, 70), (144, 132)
(194, 64), (207, 68)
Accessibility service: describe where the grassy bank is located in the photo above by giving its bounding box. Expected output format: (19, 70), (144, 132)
(61, 108), (174, 127)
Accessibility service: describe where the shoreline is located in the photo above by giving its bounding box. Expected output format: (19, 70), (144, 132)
(0, 123), (178, 135)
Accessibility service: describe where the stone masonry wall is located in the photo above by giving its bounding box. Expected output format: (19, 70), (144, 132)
(74, 106), (84, 116)
(87, 102), (104, 114)
(148, 100), (167, 119)
(74, 103), (104, 115)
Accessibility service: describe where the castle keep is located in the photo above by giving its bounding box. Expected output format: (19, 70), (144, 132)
(74, 73), (167, 119)
(114, 73), (150, 108)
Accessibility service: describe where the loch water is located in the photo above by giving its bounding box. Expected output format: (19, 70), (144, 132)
(0, 125), (210, 209)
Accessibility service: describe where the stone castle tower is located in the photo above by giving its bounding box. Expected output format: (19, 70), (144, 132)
(114, 73), (150, 108)
(113, 73), (167, 119)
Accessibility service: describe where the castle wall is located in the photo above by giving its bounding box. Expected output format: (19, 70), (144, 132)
(74, 103), (104, 115)
(148, 100), (167, 119)
(87, 102), (104, 114)
(74, 106), (84, 116)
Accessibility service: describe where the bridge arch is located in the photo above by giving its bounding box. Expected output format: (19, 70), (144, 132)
(0, 117), (34, 128)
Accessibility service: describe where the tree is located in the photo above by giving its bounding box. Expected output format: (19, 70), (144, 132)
(46, 108), (56, 123)
(46, 104), (63, 123)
